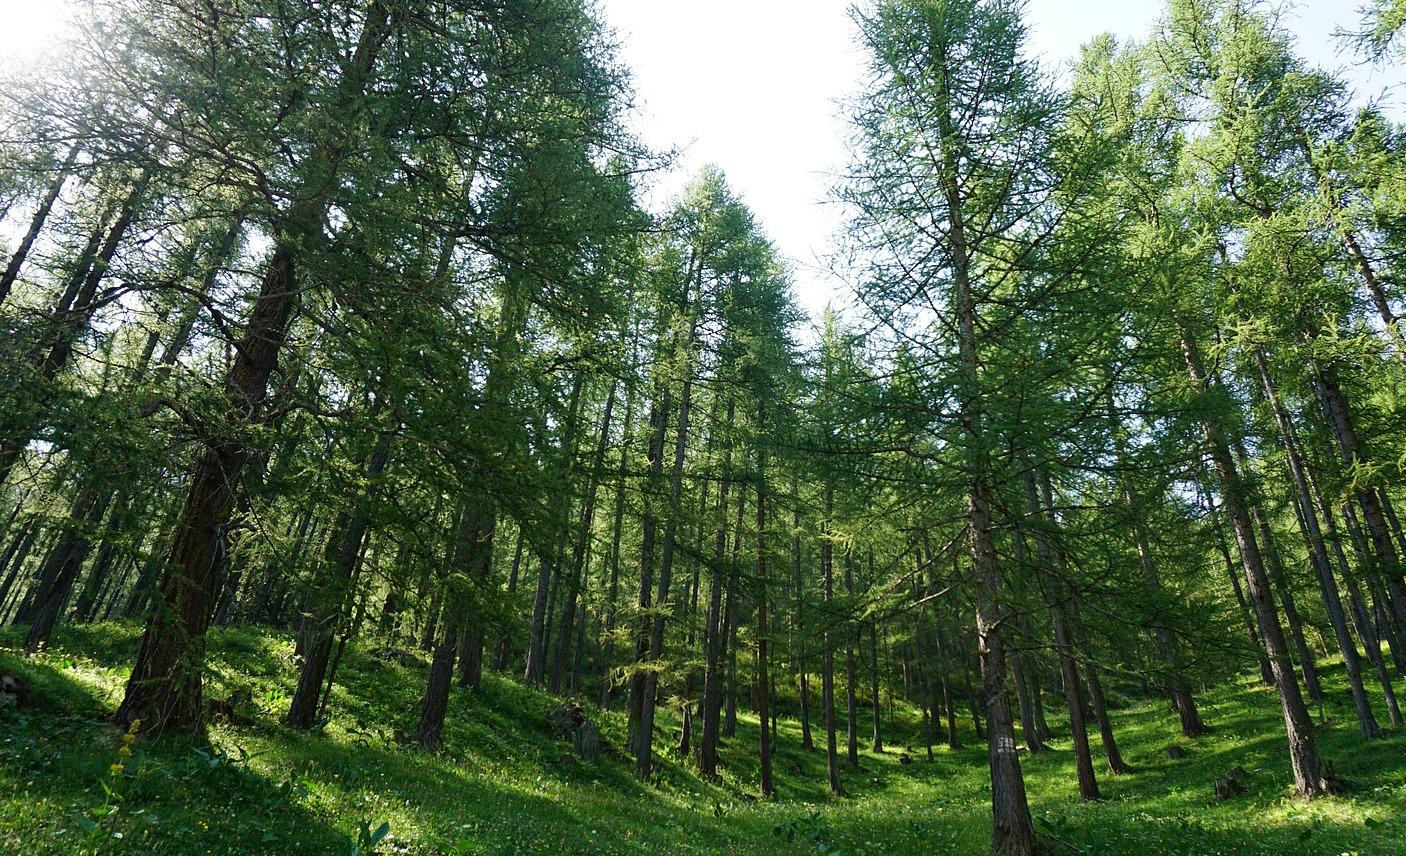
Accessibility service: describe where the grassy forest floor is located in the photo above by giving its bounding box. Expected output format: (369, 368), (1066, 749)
(1, 624), (1404, 855)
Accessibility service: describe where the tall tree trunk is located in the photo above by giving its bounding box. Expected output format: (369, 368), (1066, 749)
(22, 486), (112, 651)
(414, 498), (494, 748)
(74, 492), (136, 624)
(935, 622), (962, 749)
(1311, 360), (1406, 662)
(638, 366), (695, 778)
(1341, 229), (1406, 363)
(0, 143), (81, 306)
(870, 619), (883, 753)
(791, 482), (815, 752)
(1208, 490), (1276, 686)
(627, 385), (668, 767)
(550, 381), (616, 693)
(113, 3), (395, 733)
(754, 431), (774, 799)
(1237, 443), (1322, 700)
(115, 245), (298, 733)
(596, 388), (634, 708)
(844, 548), (859, 769)
(287, 427), (392, 729)
(523, 552), (554, 686)
(413, 604), (459, 751)
(1179, 327), (1333, 797)
(820, 485), (844, 796)
(1009, 637), (1045, 753)
(1342, 503), (1406, 677)
(493, 527), (522, 673)
(1255, 347), (1381, 738)
(699, 402), (734, 777)
(1026, 471), (1099, 801)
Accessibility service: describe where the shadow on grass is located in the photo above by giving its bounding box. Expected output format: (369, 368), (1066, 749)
(0, 646), (349, 856)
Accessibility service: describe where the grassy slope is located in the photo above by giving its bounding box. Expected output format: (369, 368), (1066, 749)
(1, 623), (1403, 855)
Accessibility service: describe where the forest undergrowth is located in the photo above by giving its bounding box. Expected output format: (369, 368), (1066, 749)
(1, 623), (1403, 856)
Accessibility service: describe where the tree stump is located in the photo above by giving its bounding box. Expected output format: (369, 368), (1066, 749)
(0, 675), (28, 709)
(549, 702), (601, 762)
(573, 721), (602, 762)
(1215, 765), (1250, 799)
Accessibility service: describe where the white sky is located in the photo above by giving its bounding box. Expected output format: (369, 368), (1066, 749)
(595, 0), (1404, 320)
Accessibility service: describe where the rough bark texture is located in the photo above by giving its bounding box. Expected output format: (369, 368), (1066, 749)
(116, 245), (298, 733)
(114, 1), (394, 734)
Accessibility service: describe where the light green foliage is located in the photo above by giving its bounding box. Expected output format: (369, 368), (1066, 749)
(1342, 0), (1406, 61)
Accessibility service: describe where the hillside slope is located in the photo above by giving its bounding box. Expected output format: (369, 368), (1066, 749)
(1, 624), (1403, 855)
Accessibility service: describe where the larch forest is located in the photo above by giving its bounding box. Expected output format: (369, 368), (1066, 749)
(1, 1), (1405, 855)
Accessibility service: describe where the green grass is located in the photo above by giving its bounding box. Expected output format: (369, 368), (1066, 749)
(1, 623), (1404, 855)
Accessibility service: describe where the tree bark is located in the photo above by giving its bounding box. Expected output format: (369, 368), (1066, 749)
(1180, 328), (1333, 797)
(1255, 347), (1381, 738)
(287, 427), (392, 729)
(820, 485), (844, 796)
(116, 244), (298, 733)
(0, 141), (80, 306)
(754, 429), (774, 799)
(113, 1), (395, 733)
(699, 401), (735, 776)
(22, 486), (112, 651)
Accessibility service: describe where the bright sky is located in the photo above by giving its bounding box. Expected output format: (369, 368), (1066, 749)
(1, 0), (1398, 322)
(595, 0), (1404, 320)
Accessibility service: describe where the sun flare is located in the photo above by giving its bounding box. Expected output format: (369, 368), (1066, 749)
(0, 1), (70, 62)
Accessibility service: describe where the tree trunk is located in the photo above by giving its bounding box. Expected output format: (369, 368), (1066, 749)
(1255, 347), (1381, 738)
(596, 388), (633, 708)
(1026, 471), (1099, 800)
(792, 490), (815, 752)
(413, 606), (459, 751)
(495, 527), (523, 673)
(1208, 493), (1276, 686)
(844, 548), (859, 769)
(115, 243), (300, 733)
(870, 619), (883, 753)
(1341, 229), (1406, 363)
(287, 428), (392, 728)
(523, 551), (555, 686)
(820, 485), (844, 796)
(754, 433), (774, 799)
(0, 142), (80, 306)
(935, 624), (962, 749)
(627, 386), (669, 769)
(638, 366), (696, 777)
(1312, 360), (1406, 664)
(113, 2), (395, 733)
(1180, 328), (1333, 797)
(699, 402), (735, 777)
(1237, 443), (1322, 700)
(22, 486), (112, 652)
